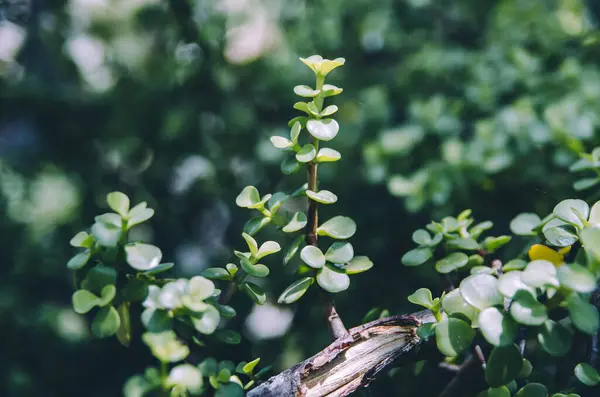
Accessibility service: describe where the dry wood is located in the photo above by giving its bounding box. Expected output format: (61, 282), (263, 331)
(247, 310), (435, 397)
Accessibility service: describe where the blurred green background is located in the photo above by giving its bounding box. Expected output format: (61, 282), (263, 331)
(1, 0), (600, 396)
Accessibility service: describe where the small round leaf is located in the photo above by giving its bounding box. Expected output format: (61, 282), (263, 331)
(510, 290), (547, 326)
(92, 306), (121, 338)
(408, 288), (435, 310)
(521, 260), (558, 288)
(436, 252), (469, 274)
(277, 277), (314, 304)
(435, 317), (475, 357)
(296, 144), (317, 163)
(107, 191), (130, 217)
(557, 264), (597, 293)
(236, 186), (260, 208)
(479, 307), (518, 347)
(567, 293), (600, 335)
(283, 212), (307, 233)
(317, 266), (350, 293)
(125, 243), (163, 271)
(317, 216), (357, 239)
(574, 363), (600, 386)
(510, 213), (541, 236)
(306, 190), (338, 204)
(485, 344), (523, 387)
(306, 119), (339, 141)
(300, 246), (326, 269)
(402, 247), (433, 267)
(513, 383), (548, 397)
(459, 274), (503, 310)
(316, 148), (341, 162)
(343, 256), (373, 274)
(325, 242), (354, 264)
(538, 319), (572, 357)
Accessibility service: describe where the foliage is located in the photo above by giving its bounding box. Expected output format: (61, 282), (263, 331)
(2, 0), (600, 396)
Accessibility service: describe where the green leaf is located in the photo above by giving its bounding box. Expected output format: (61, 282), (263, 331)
(127, 202), (154, 228)
(107, 191), (130, 217)
(290, 121), (302, 142)
(284, 235), (304, 266)
(143, 262), (174, 276)
(92, 306), (121, 338)
(202, 268), (232, 281)
(270, 135), (293, 149)
(267, 192), (289, 213)
(543, 219), (578, 247)
(166, 364), (203, 395)
(478, 307), (518, 347)
(557, 264), (597, 293)
(447, 238), (479, 250)
(553, 199), (590, 229)
(471, 266), (493, 275)
(518, 359), (533, 379)
(470, 221), (494, 238)
(239, 283), (266, 305)
(402, 247), (433, 267)
(538, 319), (572, 357)
(459, 274), (503, 310)
(510, 213), (541, 236)
(116, 301), (132, 347)
(226, 263), (238, 277)
(442, 289), (479, 322)
(293, 85), (320, 97)
(306, 119), (339, 141)
(483, 236), (511, 253)
(240, 257), (270, 278)
(412, 229), (431, 245)
(236, 186), (260, 208)
(300, 245), (326, 268)
(416, 323), (436, 340)
(72, 289), (100, 314)
(343, 256), (373, 274)
(322, 84), (343, 97)
(503, 259), (527, 272)
(589, 201), (600, 225)
(241, 233), (258, 257)
(510, 290), (547, 326)
(435, 252), (469, 274)
(143, 331), (189, 363)
(567, 293), (599, 335)
(316, 148), (341, 162)
(574, 363), (600, 386)
(70, 231), (94, 248)
(191, 305), (220, 335)
(317, 216), (356, 239)
(293, 102), (310, 115)
(215, 383), (244, 397)
(497, 271), (535, 299)
(91, 221), (122, 247)
(581, 227), (600, 261)
(513, 383), (548, 397)
(521, 260), (559, 288)
(282, 212), (307, 233)
(277, 277), (314, 304)
(325, 242), (354, 264)
(95, 213), (122, 227)
(242, 358), (261, 375)
(141, 309), (172, 333)
(256, 240), (281, 260)
(125, 243), (163, 271)
(243, 217), (271, 236)
(434, 317), (475, 357)
(485, 344), (523, 387)
(82, 265), (117, 294)
(215, 329), (242, 345)
(317, 265), (350, 293)
(306, 189), (338, 204)
(574, 178), (600, 191)
(296, 144), (317, 163)
(122, 278), (148, 302)
(98, 284), (117, 306)
(321, 105), (338, 117)
(487, 387), (511, 397)
(408, 288), (435, 309)
(319, 58), (345, 76)
(67, 250), (91, 270)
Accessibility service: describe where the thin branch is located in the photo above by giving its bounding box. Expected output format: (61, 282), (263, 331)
(473, 345), (487, 369)
(438, 355), (477, 397)
(306, 135), (348, 339)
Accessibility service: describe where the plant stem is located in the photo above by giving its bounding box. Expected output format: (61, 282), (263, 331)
(306, 72), (348, 340)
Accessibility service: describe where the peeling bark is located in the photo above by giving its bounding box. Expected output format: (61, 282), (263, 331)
(248, 310), (435, 397)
